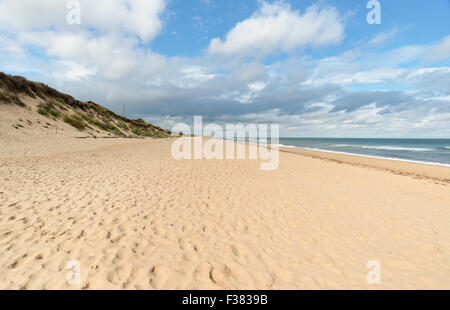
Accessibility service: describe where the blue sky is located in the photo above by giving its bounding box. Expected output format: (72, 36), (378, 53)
(153, 0), (450, 59)
(0, 0), (450, 137)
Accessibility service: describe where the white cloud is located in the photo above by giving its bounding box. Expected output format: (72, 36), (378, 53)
(305, 68), (404, 86)
(0, 34), (25, 56)
(405, 67), (450, 79)
(431, 35), (450, 61)
(0, 0), (167, 80)
(248, 81), (268, 92)
(13, 31), (147, 80)
(207, 2), (344, 57)
(52, 60), (97, 81)
(368, 28), (399, 46)
(171, 66), (217, 89)
(0, 0), (166, 42)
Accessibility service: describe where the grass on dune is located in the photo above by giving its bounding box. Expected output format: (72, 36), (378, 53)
(38, 103), (61, 118)
(63, 114), (86, 131)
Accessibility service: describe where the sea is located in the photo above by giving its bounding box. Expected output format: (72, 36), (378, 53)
(277, 138), (450, 167)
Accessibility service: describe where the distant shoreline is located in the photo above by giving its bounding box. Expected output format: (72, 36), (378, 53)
(276, 144), (450, 184)
(278, 145), (450, 167)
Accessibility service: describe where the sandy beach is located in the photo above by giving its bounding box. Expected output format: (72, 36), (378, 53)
(1, 0), (450, 294)
(1, 130), (449, 289)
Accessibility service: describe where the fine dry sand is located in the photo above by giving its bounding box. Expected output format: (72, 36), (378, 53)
(1, 108), (450, 289)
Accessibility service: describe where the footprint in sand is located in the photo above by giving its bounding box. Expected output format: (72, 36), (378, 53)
(210, 265), (232, 288)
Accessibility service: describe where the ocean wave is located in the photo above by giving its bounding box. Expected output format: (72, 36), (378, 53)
(358, 145), (433, 152)
(274, 143), (296, 148)
(298, 147), (450, 167)
(331, 144), (433, 151)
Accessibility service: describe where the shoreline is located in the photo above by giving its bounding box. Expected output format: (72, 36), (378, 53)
(278, 145), (450, 168)
(277, 145), (450, 184)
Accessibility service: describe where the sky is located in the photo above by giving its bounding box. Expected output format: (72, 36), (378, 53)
(0, 0), (450, 138)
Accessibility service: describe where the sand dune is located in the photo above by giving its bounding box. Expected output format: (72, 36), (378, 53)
(1, 132), (449, 290)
